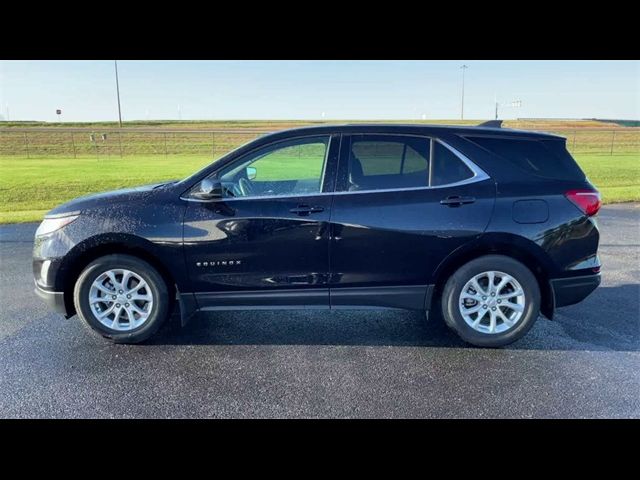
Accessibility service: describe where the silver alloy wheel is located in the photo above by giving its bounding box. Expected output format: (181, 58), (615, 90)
(88, 268), (153, 331)
(458, 270), (526, 334)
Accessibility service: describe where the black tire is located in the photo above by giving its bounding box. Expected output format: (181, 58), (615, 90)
(73, 254), (171, 344)
(441, 255), (541, 347)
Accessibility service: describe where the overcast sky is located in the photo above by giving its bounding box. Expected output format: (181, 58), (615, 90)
(1, 60), (638, 122)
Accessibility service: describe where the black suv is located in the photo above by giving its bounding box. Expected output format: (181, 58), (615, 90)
(33, 124), (602, 347)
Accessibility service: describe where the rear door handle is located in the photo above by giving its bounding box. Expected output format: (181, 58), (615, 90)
(290, 204), (325, 216)
(440, 196), (476, 207)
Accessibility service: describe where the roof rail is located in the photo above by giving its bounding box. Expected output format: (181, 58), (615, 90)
(477, 120), (503, 128)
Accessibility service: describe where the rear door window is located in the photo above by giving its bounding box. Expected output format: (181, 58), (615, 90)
(347, 136), (430, 191)
(342, 135), (477, 192)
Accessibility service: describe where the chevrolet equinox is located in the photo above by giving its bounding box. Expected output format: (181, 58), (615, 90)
(33, 124), (602, 347)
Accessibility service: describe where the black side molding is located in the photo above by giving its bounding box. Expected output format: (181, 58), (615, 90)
(195, 288), (330, 311)
(331, 285), (429, 310)
(182, 285), (436, 318)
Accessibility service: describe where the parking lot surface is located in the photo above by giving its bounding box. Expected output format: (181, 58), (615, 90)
(0, 204), (638, 418)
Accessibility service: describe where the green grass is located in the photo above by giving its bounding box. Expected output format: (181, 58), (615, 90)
(577, 154), (640, 204)
(0, 152), (638, 224)
(0, 155), (213, 223)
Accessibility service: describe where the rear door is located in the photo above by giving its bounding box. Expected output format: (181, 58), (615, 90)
(329, 133), (495, 309)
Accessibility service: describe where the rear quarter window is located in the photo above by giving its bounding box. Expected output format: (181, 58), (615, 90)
(466, 136), (585, 181)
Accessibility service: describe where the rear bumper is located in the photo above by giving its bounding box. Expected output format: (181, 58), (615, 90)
(34, 282), (69, 316)
(551, 273), (601, 308)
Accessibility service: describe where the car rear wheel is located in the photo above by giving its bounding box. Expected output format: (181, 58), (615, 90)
(73, 254), (170, 344)
(441, 255), (541, 347)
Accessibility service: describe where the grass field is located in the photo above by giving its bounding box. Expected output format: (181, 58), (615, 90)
(0, 152), (637, 224)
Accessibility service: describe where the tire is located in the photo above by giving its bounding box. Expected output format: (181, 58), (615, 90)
(73, 254), (171, 344)
(441, 255), (540, 347)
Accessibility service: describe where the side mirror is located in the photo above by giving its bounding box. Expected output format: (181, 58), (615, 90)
(246, 166), (257, 180)
(192, 178), (223, 200)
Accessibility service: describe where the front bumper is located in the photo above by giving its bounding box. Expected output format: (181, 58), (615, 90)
(551, 273), (601, 308)
(34, 282), (69, 316)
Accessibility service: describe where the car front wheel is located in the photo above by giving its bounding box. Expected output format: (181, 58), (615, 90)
(73, 254), (170, 344)
(441, 255), (541, 347)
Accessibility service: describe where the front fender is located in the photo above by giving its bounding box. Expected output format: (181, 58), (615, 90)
(36, 227), (188, 298)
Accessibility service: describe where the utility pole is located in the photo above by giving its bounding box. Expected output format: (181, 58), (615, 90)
(460, 64), (469, 120)
(114, 60), (123, 128)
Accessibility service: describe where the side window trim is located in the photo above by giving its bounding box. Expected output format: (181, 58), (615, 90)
(335, 133), (490, 195)
(182, 133), (491, 202)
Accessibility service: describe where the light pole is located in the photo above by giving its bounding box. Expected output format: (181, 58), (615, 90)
(114, 60), (123, 128)
(460, 64), (469, 120)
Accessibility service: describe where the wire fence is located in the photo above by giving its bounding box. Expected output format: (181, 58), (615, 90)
(0, 127), (638, 159)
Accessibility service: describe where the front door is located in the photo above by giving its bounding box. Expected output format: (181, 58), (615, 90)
(183, 134), (339, 309)
(329, 133), (495, 310)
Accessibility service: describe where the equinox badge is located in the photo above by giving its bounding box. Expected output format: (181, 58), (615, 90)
(196, 260), (242, 267)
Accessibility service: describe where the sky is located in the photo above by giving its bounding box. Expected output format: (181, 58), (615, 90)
(0, 60), (638, 122)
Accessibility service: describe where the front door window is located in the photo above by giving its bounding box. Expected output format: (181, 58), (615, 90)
(218, 136), (330, 198)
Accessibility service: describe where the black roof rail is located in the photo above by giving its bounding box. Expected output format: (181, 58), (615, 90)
(477, 120), (503, 128)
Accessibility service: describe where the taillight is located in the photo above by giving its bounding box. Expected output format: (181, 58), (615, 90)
(565, 189), (602, 216)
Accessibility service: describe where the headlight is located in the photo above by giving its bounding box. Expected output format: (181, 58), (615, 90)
(35, 214), (79, 236)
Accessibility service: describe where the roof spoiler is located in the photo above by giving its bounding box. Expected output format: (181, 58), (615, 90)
(477, 120), (503, 128)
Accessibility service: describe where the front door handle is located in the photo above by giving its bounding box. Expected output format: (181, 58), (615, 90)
(440, 196), (476, 207)
(290, 204), (325, 216)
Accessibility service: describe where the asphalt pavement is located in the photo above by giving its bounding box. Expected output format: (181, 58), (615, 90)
(0, 204), (638, 418)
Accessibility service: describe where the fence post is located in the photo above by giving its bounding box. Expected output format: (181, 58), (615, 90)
(164, 133), (168, 157)
(71, 132), (77, 158)
(610, 130), (615, 155)
(572, 130), (577, 151)
(23, 132), (29, 158)
(93, 133), (99, 160)
(212, 132), (215, 158)
(118, 131), (123, 157)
